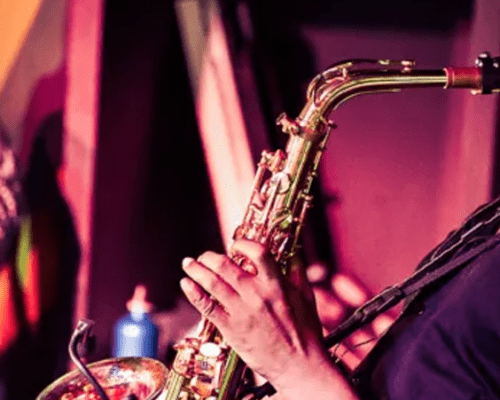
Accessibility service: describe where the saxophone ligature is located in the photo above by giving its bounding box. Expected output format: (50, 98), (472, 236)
(35, 53), (500, 400)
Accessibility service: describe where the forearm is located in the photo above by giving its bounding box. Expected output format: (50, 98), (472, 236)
(271, 352), (359, 400)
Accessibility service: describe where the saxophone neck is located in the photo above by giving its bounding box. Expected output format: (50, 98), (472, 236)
(294, 52), (500, 139)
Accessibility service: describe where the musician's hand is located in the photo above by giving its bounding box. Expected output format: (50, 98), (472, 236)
(180, 240), (358, 400)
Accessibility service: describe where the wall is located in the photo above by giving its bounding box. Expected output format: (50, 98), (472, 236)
(299, 0), (499, 292)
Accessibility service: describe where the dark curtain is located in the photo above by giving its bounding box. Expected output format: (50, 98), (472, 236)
(88, 0), (223, 362)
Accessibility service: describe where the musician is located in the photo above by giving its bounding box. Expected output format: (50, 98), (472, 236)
(180, 219), (500, 399)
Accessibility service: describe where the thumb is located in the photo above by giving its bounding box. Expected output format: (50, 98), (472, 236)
(288, 256), (315, 303)
(287, 256), (323, 338)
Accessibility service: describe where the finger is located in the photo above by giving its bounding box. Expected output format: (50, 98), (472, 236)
(229, 239), (281, 281)
(180, 277), (228, 325)
(197, 251), (254, 291)
(330, 342), (362, 371)
(182, 257), (240, 310)
(288, 256), (315, 304)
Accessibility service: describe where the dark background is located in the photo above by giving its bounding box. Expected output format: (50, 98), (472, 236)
(87, 0), (476, 361)
(5, 0), (496, 399)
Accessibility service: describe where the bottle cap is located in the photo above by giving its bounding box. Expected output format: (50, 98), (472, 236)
(126, 284), (153, 314)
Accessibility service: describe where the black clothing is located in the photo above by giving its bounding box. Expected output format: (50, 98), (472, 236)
(353, 235), (500, 399)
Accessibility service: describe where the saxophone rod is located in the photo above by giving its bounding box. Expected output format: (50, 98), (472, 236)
(398, 64), (494, 91)
(330, 53), (500, 94)
(322, 64), (498, 108)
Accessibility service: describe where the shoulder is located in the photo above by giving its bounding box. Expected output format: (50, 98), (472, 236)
(445, 239), (500, 325)
(358, 238), (500, 400)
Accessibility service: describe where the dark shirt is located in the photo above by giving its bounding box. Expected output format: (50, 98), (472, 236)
(353, 235), (500, 399)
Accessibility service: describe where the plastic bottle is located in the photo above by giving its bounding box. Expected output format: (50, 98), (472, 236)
(112, 284), (159, 358)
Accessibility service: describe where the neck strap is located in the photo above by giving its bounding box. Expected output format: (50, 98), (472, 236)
(324, 196), (500, 348)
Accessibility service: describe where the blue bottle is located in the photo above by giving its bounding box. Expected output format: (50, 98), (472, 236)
(113, 285), (159, 358)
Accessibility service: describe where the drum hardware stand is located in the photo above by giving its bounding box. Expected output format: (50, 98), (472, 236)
(68, 319), (112, 400)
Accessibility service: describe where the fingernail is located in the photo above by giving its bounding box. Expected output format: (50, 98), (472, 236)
(182, 257), (195, 269)
(180, 277), (194, 292)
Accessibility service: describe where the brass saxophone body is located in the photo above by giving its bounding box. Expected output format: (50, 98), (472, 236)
(164, 54), (499, 400)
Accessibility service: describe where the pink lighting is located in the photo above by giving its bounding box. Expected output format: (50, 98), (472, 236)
(0, 266), (18, 353)
(63, 0), (104, 324)
(195, 6), (255, 246)
(331, 273), (368, 308)
(22, 246), (40, 327)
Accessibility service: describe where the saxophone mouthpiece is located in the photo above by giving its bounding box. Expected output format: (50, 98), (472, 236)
(445, 52), (500, 94)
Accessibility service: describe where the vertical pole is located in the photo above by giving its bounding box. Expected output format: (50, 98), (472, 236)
(63, 0), (104, 324)
(176, 0), (267, 246)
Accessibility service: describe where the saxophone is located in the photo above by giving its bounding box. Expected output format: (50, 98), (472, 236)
(164, 53), (500, 400)
(34, 53), (500, 400)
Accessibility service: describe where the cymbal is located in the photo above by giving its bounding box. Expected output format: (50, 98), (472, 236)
(36, 357), (168, 400)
